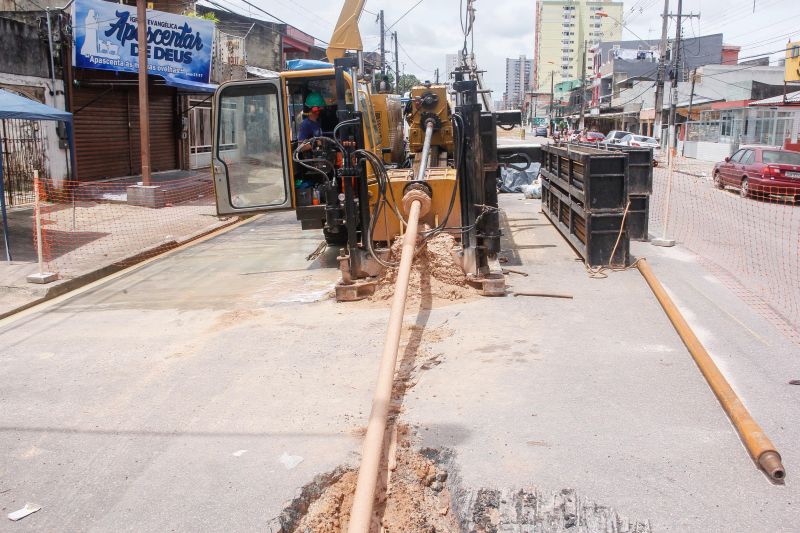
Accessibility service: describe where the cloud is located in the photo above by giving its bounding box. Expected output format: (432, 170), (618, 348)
(214, 0), (800, 95)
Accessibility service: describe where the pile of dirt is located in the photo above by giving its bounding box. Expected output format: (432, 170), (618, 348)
(372, 233), (475, 303)
(291, 443), (458, 533)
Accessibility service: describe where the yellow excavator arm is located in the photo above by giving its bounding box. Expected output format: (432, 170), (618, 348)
(326, 0), (367, 63)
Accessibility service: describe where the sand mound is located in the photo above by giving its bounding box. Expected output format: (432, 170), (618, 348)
(292, 444), (458, 533)
(372, 233), (474, 302)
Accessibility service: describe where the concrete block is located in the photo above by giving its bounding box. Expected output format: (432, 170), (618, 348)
(27, 271), (58, 284)
(127, 185), (166, 209)
(651, 237), (676, 247)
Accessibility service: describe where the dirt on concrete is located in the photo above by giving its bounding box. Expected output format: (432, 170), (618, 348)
(372, 233), (475, 304)
(288, 439), (458, 533)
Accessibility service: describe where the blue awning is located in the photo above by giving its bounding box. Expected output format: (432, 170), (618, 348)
(0, 89), (72, 121)
(286, 59), (334, 71)
(162, 77), (218, 93)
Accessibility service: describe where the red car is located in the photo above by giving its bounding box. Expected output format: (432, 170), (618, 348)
(582, 131), (606, 142)
(713, 146), (800, 200)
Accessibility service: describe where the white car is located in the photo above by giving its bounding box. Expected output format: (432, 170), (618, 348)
(603, 130), (630, 145)
(619, 134), (659, 150)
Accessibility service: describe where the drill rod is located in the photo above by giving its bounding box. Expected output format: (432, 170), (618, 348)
(637, 259), (785, 481)
(417, 120), (435, 180)
(348, 199), (423, 532)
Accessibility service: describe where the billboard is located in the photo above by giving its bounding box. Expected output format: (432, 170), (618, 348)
(786, 41), (800, 82)
(73, 0), (214, 84)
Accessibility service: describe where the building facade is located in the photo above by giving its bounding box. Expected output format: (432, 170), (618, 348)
(504, 55), (533, 110)
(445, 53), (459, 86)
(0, 0), (324, 193)
(534, 0), (622, 93)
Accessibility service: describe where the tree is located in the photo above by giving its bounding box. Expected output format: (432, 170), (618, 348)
(397, 74), (421, 95)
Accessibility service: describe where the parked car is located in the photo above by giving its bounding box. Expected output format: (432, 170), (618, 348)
(535, 125), (548, 137)
(619, 134), (659, 149)
(582, 131), (605, 142)
(713, 146), (800, 200)
(603, 130), (630, 144)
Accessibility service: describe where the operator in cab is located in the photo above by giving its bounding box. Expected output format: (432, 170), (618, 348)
(299, 92), (325, 143)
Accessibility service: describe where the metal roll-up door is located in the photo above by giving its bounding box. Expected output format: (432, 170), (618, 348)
(74, 84), (178, 180)
(73, 86), (133, 180)
(127, 86), (178, 175)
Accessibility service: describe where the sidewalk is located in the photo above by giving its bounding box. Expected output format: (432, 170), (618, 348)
(0, 170), (235, 317)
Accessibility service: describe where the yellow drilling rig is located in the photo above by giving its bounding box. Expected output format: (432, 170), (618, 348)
(210, 0), (522, 300)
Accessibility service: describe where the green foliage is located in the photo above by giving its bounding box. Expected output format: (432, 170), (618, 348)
(186, 11), (219, 24)
(397, 73), (421, 94)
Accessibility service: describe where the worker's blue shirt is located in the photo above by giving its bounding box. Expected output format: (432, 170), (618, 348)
(298, 117), (322, 141)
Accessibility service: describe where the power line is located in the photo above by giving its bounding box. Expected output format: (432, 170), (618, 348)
(213, 0), (329, 44)
(397, 40), (434, 75)
(384, 0), (426, 33)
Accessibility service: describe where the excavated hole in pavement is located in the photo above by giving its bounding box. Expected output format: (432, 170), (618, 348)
(275, 432), (460, 533)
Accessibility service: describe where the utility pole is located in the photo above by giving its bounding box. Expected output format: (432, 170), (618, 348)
(379, 10), (385, 77)
(137, 0), (151, 186)
(549, 70), (554, 134)
(681, 67), (697, 156)
(652, 0), (670, 142)
(393, 31), (399, 94)
(435, 68), (439, 84)
(667, 0), (683, 153)
(578, 39), (587, 130)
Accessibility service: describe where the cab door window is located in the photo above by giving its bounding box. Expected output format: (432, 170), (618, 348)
(214, 82), (289, 211)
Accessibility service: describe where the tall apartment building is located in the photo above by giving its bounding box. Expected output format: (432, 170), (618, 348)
(504, 55), (534, 109)
(445, 53), (460, 86)
(534, 0), (623, 92)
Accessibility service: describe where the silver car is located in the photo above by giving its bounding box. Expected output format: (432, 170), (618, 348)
(602, 130), (630, 144)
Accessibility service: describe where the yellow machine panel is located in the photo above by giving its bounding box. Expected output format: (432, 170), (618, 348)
(368, 167), (461, 242)
(406, 85), (454, 155)
(370, 93), (404, 165)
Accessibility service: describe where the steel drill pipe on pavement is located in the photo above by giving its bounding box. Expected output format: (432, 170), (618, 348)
(637, 259), (785, 481)
(347, 198), (423, 533)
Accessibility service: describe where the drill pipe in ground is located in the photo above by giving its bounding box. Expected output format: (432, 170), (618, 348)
(347, 199), (423, 533)
(637, 259), (785, 481)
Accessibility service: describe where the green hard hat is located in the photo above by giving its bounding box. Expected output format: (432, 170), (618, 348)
(305, 92), (326, 108)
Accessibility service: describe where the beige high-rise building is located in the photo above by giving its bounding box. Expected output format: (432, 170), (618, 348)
(534, 0), (623, 92)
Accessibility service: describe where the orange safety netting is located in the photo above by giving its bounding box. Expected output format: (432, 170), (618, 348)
(650, 156), (800, 341)
(32, 172), (235, 279)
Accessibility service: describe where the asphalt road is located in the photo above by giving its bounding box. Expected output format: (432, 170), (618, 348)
(0, 196), (798, 531)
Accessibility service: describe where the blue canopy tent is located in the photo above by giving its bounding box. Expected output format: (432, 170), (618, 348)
(0, 89), (77, 261)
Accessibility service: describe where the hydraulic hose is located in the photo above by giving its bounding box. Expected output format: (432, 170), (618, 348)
(637, 259), (785, 481)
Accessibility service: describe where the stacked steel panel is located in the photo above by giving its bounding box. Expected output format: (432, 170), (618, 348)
(539, 144), (630, 267)
(571, 142), (655, 241)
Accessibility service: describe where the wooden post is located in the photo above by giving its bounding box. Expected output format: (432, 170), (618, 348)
(137, 0), (152, 186)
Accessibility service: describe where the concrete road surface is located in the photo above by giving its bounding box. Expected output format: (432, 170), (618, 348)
(0, 196), (797, 531)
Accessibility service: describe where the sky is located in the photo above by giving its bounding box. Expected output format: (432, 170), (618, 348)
(207, 0), (800, 98)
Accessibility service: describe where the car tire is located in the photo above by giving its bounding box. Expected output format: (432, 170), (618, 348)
(740, 177), (750, 199)
(713, 171), (724, 189)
